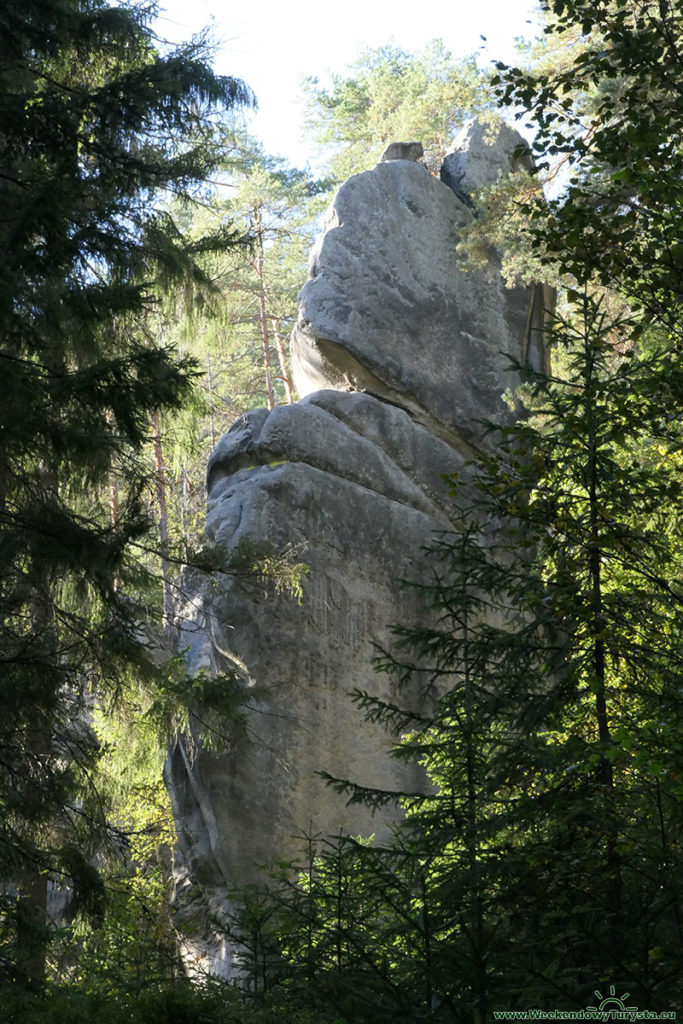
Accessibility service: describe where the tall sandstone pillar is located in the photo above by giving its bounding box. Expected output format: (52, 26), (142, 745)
(166, 122), (553, 974)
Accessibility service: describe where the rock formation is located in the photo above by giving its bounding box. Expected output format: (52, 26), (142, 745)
(440, 120), (534, 209)
(380, 140), (424, 162)
(166, 122), (552, 975)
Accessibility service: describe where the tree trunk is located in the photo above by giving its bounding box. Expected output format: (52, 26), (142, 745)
(206, 351), (217, 451)
(583, 323), (622, 962)
(15, 873), (49, 990)
(272, 317), (294, 404)
(152, 409), (173, 637)
(253, 207), (276, 411)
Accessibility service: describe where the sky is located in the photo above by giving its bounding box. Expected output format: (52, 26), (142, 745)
(153, 0), (541, 168)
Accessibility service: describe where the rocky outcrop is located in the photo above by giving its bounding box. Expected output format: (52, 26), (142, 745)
(167, 392), (464, 974)
(380, 140), (424, 162)
(167, 123), (552, 975)
(440, 120), (534, 208)
(291, 144), (548, 449)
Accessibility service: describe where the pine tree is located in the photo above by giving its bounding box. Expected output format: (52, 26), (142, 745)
(136, 136), (327, 639)
(302, 40), (497, 181)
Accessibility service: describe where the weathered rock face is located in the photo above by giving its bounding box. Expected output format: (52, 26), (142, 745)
(292, 130), (549, 450)
(380, 140), (424, 162)
(440, 120), (534, 208)
(167, 123), (551, 975)
(167, 392), (464, 972)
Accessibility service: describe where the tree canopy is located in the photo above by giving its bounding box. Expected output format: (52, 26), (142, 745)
(303, 40), (497, 180)
(496, 0), (683, 320)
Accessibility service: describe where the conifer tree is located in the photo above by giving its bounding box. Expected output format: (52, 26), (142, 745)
(139, 136), (326, 635)
(0, 0), (252, 986)
(246, 294), (683, 1017)
(303, 40), (497, 180)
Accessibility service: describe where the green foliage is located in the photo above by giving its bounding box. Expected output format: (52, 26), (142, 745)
(303, 40), (498, 180)
(0, 0), (253, 987)
(493, 0), (683, 322)
(140, 136), (327, 613)
(0, 974), (342, 1024)
(170, 134), (325, 420)
(57, 774), (179, 993)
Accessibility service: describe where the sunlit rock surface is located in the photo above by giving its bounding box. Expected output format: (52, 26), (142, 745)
(166, 122), (552, 976)
(291, 127), (549, 448)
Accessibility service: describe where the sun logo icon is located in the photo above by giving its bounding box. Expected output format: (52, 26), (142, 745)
(586, 985), (638, 1013)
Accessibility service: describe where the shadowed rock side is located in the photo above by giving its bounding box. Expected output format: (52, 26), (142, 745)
(166, 123), (552, 975)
